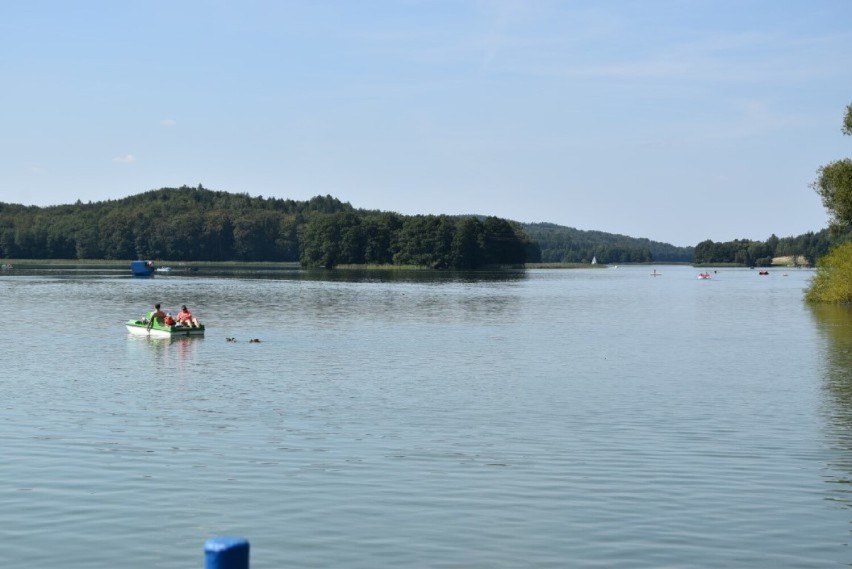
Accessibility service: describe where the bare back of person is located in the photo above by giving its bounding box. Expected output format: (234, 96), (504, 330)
(148, 303), (166, 329)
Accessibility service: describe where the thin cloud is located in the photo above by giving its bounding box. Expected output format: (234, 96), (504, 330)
(112, 154), (136, 163)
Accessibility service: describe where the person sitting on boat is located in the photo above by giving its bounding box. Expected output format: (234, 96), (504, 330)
(176, 305), (200, 328)
(147, 303), (167, 330)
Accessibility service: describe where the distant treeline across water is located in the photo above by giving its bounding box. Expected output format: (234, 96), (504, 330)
(0, 186), (842, 267)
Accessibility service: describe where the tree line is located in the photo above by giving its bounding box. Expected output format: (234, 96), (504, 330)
(301, 211), (537, 269)
(694, 101), (852, 274)
(520, 222), (693, 264)
(2, 184), (838, 269)
(0, 186), (533, 269)
(692, 229), (850, 267)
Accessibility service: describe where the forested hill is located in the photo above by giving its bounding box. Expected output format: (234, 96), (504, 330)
(521, 222), (694, 263)
(0, 186), (535, 268)
(7, 186), (841, 267)
(0, 186), (700, 267)
(692, 228), (851, 267)
(0, 187), (351, 264)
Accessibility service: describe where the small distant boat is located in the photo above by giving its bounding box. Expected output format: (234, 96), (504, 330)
(698, 272), (711, 279)
(130, 260), (155, 276)
(0, 263), (12, 270)
(758, 270), (769, 276)
(651, 269), (661, 276)
(591, 256), (598, 265)
(155, 266), (172, 273)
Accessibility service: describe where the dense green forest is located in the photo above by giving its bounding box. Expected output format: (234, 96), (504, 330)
(693, 229), (852, 267)
(521, 222), (693, 263)
(1, 185), (839, 268)
(0, 186), (534, 269)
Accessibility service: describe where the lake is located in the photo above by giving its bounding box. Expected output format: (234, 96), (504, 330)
(2, 264), (851, 567)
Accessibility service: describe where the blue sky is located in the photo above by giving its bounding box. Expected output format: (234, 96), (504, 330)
(2, 1), (851, 246)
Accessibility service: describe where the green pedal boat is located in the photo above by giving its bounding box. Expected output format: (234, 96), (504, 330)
(126, 314), (205, 338)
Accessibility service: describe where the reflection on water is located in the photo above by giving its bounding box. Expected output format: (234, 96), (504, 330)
(811, 304), (852, 396)
(810, 303), (852, 505)
(6, 264), (529, 285)
(302, 268), (528, 284)
(125, 334), (204, 373)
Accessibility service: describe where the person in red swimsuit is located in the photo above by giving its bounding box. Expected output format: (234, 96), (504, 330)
(176, 305), (200, 327)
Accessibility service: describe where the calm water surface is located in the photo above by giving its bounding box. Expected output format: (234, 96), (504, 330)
(2, 265), (852, 567)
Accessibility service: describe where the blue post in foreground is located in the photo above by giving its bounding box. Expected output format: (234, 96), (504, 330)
(205, 537), (250, 569)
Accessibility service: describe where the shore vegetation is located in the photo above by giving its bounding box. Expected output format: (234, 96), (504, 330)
(806, 242), (852, 303)
(807, 102), (852, 303)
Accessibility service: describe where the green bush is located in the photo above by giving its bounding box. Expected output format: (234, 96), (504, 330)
(806, 242), (852, 303)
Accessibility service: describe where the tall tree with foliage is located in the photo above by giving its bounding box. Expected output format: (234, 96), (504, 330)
(807, 102), (852, 303)
(813, 103), (852, 233)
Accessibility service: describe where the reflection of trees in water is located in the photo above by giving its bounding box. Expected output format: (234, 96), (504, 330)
(810, 303), (852, 502)
(191, 268), (530, 284)
(813, 304), (852, 407)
